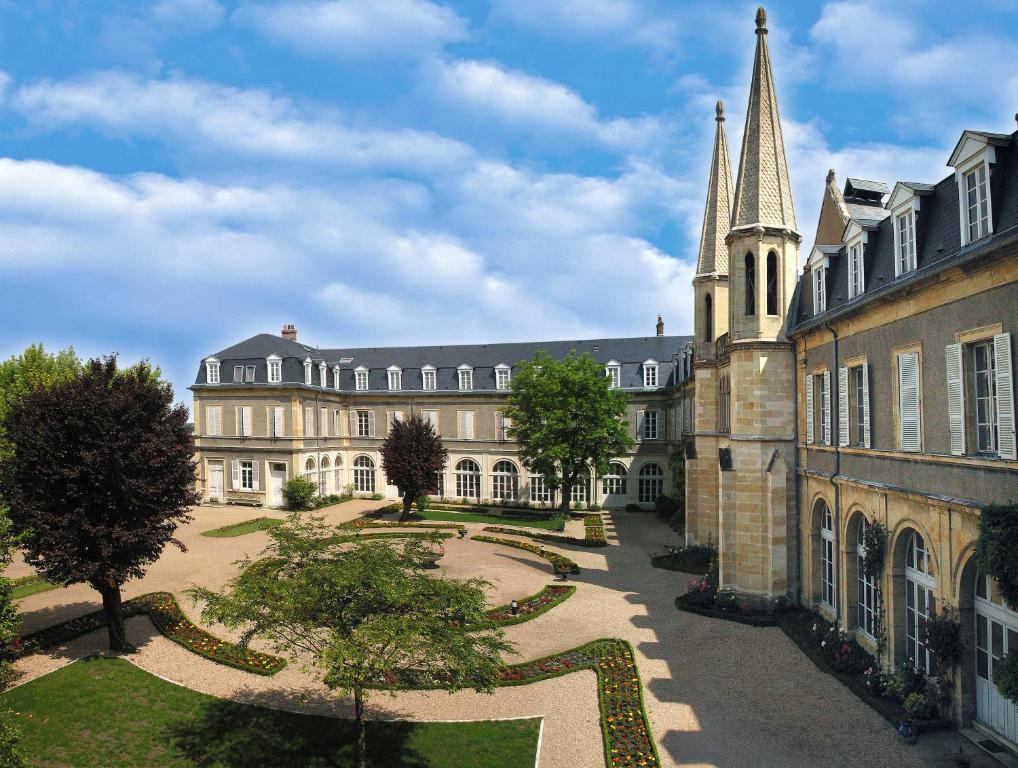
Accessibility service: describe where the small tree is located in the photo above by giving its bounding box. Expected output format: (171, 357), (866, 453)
(283, 475), (318, 511)
(380, 415), (448, 521)
(0, 357), (197, 651)
(504, 351), (633, 514)
(976, 502), (1018, 606)
(190, 514), (512, 768)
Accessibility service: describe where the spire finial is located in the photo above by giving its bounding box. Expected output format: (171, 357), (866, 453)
(756, 6), (767, 34)
(716, 100), (725, 121)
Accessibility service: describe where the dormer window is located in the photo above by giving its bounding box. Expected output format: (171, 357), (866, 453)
(319, 362), (327, 387)
(355, 366), (369, 391)
(605, 360), (621, 389)
(495, 364), (511, 391)
(963, 164), (990, 243)
(949, 131), (1003, 247)
(387, 366), (402, 391)
(847, 240), (865, 299)
(303, 358), (312, 386)
(332, 365), (341, 390)
(422, 365), (436, 391)
(812, 262), (826, 315)
(643, 359), (658, 388)
(458, 365), (473, 391)
(267, 355), (282, 384)
(205, 357), (220, 384)
(895, 208), (916, 276)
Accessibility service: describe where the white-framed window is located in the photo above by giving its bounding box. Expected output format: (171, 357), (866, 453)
(422, 410), (438, 431)
(303, 358), (312, 386)
(495, 364), (511, 391)
(457, 410), (474, 440)
(897, 351), (921, 452)
(332, 366), (341, 390)
(820, 502), (836, 610)
(643, 359), (658, 388)
(638, 409), (659, 440)
(354, 409), (375, 438)
(304, 457), (316, 485)
(964, 163), (990, 243)
(455, 458), (480, 498)
(904, 530), (935, 674)
(458, 366), (473, 391)
(320, 407), (329, 437)
(267, 355), (282, 384)
(570, 469), (590, 503)
(495, 412), (511, 442)
(605, 361), (621, 389)
(238, 459), (256, 491)
(355, 367), (369, 391)
(528, 473), (550, 504)
(304, 407), (315, 438)
(353, 455), (375, 493)
(269, 406), (284, 438)
(333, 409), (343, 436)
(387, 366), (402, 391)
(637, 463), (663, 503)
(602, 462), (627, 496)
(333, 455), (343, 491)
(205, 358), (220, 384)
(319, 362), (327, 387)
(491, 460), (519, 500)
(851, 365), (870, 448)
(235, 406), (253, 437)
(948, 334), (1016, 459)
(895, 209), (916, 276)
(812, 263), (826, 315)
(422, 366), (436, 391)
(318, 455), (330, 495)
(856, 517), (878, 639)
(848, 241), (865, 299)
(244, 365), (256, 383)
(205, 405), (222, 436)
(233, 366), (243, 383)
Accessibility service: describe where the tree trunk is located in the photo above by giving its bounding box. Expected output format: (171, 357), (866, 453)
(354, 685), (367, 768)
(400, 492), (414, 522)
(98, 584), (133, 652)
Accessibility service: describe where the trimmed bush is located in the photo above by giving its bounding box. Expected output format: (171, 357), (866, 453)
(471, 535), (579, 574)
(283, 476), (318, 511)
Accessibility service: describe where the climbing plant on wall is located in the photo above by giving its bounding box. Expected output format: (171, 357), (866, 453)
(975, 503), (1018, 607)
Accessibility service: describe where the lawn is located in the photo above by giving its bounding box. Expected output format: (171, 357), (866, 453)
(4, 657), (541, 768)
(10, 575), (58, 600)
(200, 517), (284, 538)
(410, 509), (565, 531)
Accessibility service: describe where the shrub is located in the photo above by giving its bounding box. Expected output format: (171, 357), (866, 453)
(993, 649), (1018, 703)
(684, 573), (717, 608)
(283, 476), (318, 511)
(653, 494), (681, 520)
(903, 692), (937, 720)
(976, 503), (1018, 606)
(625, 503), (640, 513)
(415, 494), (430, 513)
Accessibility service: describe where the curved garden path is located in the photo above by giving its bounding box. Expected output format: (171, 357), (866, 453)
(8, 501), (940, 768)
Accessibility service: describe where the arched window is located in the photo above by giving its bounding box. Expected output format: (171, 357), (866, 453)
(745, 252), (756, 316)
(319, 455), (330, 495)
(455, 459), (481, 499)
(491, 460), (519, 501)
(766, 251), (778, 315)
(333, 455), (344, 493)
(637, 463), (663, 503)
(304, 457), (316, 486)
(602, 462), (628, 496)
(704, 293), (713, 342)
(904, 530), (935, 673)
(856, 517), (877, 637)
(820, 501), (835, 610)
(353, 455), (375, 494)
(570, 467), (591, 504)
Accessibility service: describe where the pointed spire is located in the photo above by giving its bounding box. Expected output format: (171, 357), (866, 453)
(695, 100), (734, 276)
(731, 6), (797, 233)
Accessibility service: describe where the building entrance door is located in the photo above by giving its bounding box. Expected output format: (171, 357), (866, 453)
(207, 460), (224, 502)
(268, 463), (287, 508)
(975, 574), (1018, 745)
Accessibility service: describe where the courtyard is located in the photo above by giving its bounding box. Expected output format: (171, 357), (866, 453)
(3, 500), (967, 768)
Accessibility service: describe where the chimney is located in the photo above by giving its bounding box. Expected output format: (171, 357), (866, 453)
(281, 323), (297, 342)
(656, 315), (664, 336)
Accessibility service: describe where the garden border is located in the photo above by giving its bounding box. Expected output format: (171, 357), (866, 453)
(471, 535), (580, 575)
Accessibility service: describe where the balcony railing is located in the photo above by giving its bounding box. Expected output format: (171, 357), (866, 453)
(715, 332), (731, 359)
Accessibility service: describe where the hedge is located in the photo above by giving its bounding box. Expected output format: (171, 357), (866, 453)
(470, 535), (580, 574)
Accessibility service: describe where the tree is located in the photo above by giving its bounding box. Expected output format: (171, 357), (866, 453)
(190, 514), (512, 768)
(0, 356), (197, 651)
(380, 414), (448, 521)
(503, 350), (633, 513)
(0, 345), (81, 462)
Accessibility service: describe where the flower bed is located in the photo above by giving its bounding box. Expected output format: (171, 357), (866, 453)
(480, 523), (607, 548)
(338, 516), (464, 531)
(10, 592), (286, 676)
(584, 514), (607, 546)
(487, 585), (575, 626)
(471, 535), (580, 574)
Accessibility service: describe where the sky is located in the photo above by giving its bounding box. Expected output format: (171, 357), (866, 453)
(1, 0), (1017, 411)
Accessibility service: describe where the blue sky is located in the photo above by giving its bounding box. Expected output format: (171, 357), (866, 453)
(1, 0), (1017, 411)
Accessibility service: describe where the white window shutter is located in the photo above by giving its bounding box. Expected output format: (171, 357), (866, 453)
(838, 367), (849, 447)
(368, 410), (376, 437)
(350, 411), (357, 436)
(276, 407), (285, 437)
(252, 461), (260, 492)
(861, 364), (871, 449)
(235, 407), (242, 436)
(898, 352), (921, 452)
(994, 333), (1016, 460)
(636, 410), (645, 441)
(244, 407), (253, 437)
(822, 371), (832, 446)
(945, 343), (966, 456)
(658, 409), (665, 440)
(805, 373), (814, 444)
(231, 460), (240, 490)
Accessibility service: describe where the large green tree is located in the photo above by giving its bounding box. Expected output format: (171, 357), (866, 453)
(503, 350), (633, 513)
(380, 414), (448, 521)
(190, 514), (513, 768)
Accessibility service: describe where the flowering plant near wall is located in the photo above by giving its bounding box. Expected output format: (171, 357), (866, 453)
(862, 520), (888, 578)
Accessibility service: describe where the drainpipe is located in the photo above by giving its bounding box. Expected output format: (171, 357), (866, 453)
(824, 321), (842, 618)
(794, 344), (802, 605)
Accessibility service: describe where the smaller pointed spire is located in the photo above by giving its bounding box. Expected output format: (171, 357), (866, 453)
(756, 6), (767, 33)
(695, 100), (734, 276)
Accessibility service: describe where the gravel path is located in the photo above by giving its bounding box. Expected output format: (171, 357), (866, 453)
(7, 501), (953, 767)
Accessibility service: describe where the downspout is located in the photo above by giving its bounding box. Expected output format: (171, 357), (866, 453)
(824, 321), (842, 616)
(793, 342), (802, 604)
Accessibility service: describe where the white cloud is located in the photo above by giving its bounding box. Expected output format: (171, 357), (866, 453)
(234, 0), (469, 60)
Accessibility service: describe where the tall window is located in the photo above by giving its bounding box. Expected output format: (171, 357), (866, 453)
(458, 367), (473, 391)
(318, 456), (330, 495)
(704, 294), (713, 341)
(852, 366), (867, 447)
(529, 474), (550, 504)
(355, 368), (369, 390)
(205, 406), (222, 436)
(848, 242), (865, 299)
(744, 253), (756, 316)
(897, 351), (921, 452)
(355, 409), (374, 437)
(455, 459), (480, 498)
(856, 518), (877, 638)
(236, 406), (253, 437)
(766, 251), (778, 315)
(422, 367), (437, 391)
(495, 412), (511, 442)
(333, 456), (343, 490)
(643, 362), (658, 388)
(606, 363), (621, 389)
(904, 531), (935, 674)
(353, 456), (375, 493)
(640, 410), (659, 440)
(304, 359), (312, 386)
(246, 365), (256, 383)
(896, 210), (916, 275)
(812, 263), (826, 315)
(234, 366), (244, 383)
(457, 411), (474, 440)
(319, 363), (327, 387)
(602, 462), (627, 496)
(638, 463), (663, 503)
(269, 406), (284, 438)
(422, 410), (438, 431)
(965, 164), (990, 243)
(387, 368), (402, 391)
(820, 502), (836, 610)
(972, 340), (998, 454)
(239, 460), (255, 491)
(570, 469), (590, 503)
(267, 358), (281, 383)
(303, 457), (315, 485)
(495, 366), (511, 390)
(491, 460), (519, 500)
(206, 359), (220, 384)
(332, 367), (341, 390)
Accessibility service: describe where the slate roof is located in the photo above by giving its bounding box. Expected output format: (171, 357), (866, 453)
(194, 334), (693, 393)
(845, 203), (890, 229)
(845, 178), (889, 196)
(791, 129), (1018, 331)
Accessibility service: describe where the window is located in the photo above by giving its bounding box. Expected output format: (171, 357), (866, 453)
(388, 411), (404, 434)
(904, 531), (935, 674)
(602, 462), (627, 496)
(355, 410), (374, 438)
(458, 367), (473, 391)
(896, 351), (921, 452)
(303, 359), (312, 386)
(766, 251), (778, 315)
(495, 365), (511, 391)
(605, 361), (621, 389)
(333, 409), (343, 436)
(320, 407), (328, 437)
(744, 253), (756, 316)
(333, 455), (343, 491)
(236, 406), (253, 437)
(205, 406), (222, 436)
(422, 366), (436, 391)
(304, 457), (316, 485)
(639, 410), (659, 440)
(491, 460), (519, 500)
(495, 412), (511, 442)
(964, 164), (990, 243)
(972, 341), (998, 453)
(387, 367), (402, 391)
(718, 375), (731, 434)
(455, 459), (480, 498)
(205, 359), (220, 384)
(318, 455), (330, 495)
(852, 366), (869, 448)
(269, 406), (284, 438)
(267, 357), (282, 383)
(245, 365), (255, 383)
(643, 360), (658, 388)
(856, 518), (877, 638)
(353, 456), (375, 493)
(820, 502), (835, 610)
(304, 407), (315, 437)
(895, 210), (916, 276)
(570, 469), (590, 504)
(233, 366), (243, 383)
(638, 463), (663, 503)
(355, 367), (369, 391)
(704, 294), (713, 341)
(807, 372), (830, 446)
(319, 363), (327, 387)
(948, 334), (1016, 459)
(457, 410), (475, 440)
(529, 474), (551, 504)
(422, 410), (438, 431)
(812, 263), (826, 315)
(238, 460), (256, 491)
(332, 366), (341, 390)
(848, 242), (864, 299)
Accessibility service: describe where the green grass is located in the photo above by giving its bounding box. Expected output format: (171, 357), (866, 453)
(10, 575), (58, 600)
(200, 517), (284, 538)
(3, 657), (541, 768)
(410, 509), (565, 531)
